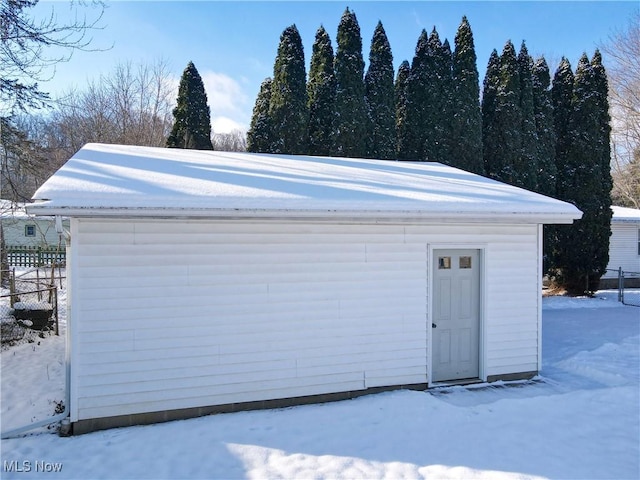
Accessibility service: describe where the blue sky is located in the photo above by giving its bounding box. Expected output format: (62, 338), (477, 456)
(35, 1), (638, 133)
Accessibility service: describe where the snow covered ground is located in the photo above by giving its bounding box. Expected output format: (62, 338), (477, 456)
(1, 288), (638, 480)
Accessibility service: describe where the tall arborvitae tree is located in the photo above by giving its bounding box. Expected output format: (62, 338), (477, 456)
(552, 57), (575, 188)
(395, 60), (411, 160)
(247, 78), (273, 153)
(423, 33), (453, 164)
(517, 42), (538, 190)
(481, 49), (501, 173)
(483, 41), (522, 185)
(532, 57), (558, 274)
(553, 53), (612, 294)
(547, 57), (574, 276)
(166, 61), (213, 150)
(269, 24), (308, 154)
(307, 25), (336, 156)
(333, 7), (367, 157)
(404, 29), (430, 160)
(532, 57), (557, 197)
(591, 50), (613, 204)
(588, 49), (613, 285)
(364, 21), (396, 159)
(451, 16), (483, 174)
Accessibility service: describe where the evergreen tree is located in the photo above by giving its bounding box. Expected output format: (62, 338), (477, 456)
(166, 61), (213, 150)
(483, 41), (522, 185)
(247, 78), (273, 153)
(395, 60), (411, 160)
(404, 29), (430, 160)
(547, 57), (575, 277)
(333, 7), (367, 157)
(423, 32), (453, 164)
(553, 53), (612, 294)
(451, 16), (483, 174)
(269, 24), (308, 154)
(532, 57), (557, 197)
(307, 25), (336, 156)
(552, 57), (575, 196)
(591, 50), (613, 207)
(532, 57), (558, 274)
(481, 49), (501, 173)
(517, 42), (538, 190)
(364, 21), (396, 159)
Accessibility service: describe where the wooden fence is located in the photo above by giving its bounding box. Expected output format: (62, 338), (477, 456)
(6, 246), (66, 267)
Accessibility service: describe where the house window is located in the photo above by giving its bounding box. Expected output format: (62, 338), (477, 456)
(24, 224), (36, 237)
(638, 228), (640, 256)
(438, 256), (451, 269)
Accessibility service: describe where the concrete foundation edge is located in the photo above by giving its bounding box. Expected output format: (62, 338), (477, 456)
(71, 372), (538, 435)
(71, 383), (428, 435)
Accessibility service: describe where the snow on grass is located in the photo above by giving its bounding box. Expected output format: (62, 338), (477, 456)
(1, 290), (638, 479)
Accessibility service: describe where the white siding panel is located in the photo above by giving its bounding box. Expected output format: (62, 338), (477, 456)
(73, 219), (430, 421)
(603, 223), (640, 278)
(72, 219), (541, 422)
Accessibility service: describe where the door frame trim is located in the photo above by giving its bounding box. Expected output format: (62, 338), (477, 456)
(427, 243), (487, 384)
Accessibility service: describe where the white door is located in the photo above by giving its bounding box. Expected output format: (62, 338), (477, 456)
(432, 249), (480, 382)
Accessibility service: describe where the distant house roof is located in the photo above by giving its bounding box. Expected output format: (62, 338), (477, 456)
(29, 143), (582, 224)
(612, 206), (640, 223)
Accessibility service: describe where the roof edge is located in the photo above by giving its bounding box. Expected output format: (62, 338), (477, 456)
(26, 205), (582, 225)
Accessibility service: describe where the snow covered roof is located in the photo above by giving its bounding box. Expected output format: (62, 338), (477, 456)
(611, 206), (640, 223)
(29, 143), (582, 224)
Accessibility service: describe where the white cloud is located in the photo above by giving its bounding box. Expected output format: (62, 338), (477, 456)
(213, 116), (246, 135)
(201, 71), (249, 127)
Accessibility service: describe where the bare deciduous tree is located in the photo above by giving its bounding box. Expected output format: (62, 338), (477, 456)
(213, 130), (247, 152)
(601, 12), (640, 208)
(51, 59), (175, 157)
(1, 0), (105, 113)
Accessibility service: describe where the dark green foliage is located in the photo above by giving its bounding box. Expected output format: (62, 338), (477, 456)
(247, 78), (273, 153)
(532, 58), (557, 194)
(532, 57), (558, 274)
(450, 16), (483, 174)
(532, 57), (557, 197)
(394, 60), (411, 160)
(481, 49), (500, 174)
(166, 61), (213, 150)
(364, 21), (396, 159)
(269, 24), (308, 154)
(403, 30), (430, 160)
(552, 53), (612, 294)
(422, 32), (453, 164)
(483, 41), (522, 185)
(546, 57), (575, 276)
(552, 57), (574, 190)
(307, 25), (336, 156)
(517, 42), (538, 190)
(333, 7), (367, 157)
(403, 28), (454, 162)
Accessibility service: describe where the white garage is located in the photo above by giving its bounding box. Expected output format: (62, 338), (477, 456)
(28, 143), (581, 434)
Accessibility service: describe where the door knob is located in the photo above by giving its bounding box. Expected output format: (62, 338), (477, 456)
(432, 323), (437, 328)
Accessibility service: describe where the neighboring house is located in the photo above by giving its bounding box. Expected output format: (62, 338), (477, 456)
(601, 206), (640, 288)
(28, 143), (582, 434)
(1, 200), (66, 248)
(1, 200), (69, 267)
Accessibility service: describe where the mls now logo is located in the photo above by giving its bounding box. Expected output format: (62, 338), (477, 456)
(4, 460), (63, 473)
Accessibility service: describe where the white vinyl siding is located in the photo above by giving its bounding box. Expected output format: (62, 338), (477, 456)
(70, 219), (540, 422)
(603, 222), (640, 278)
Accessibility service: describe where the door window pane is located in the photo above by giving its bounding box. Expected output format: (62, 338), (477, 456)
(459, 256), (472, 269)
(438, 256), (451, 269)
